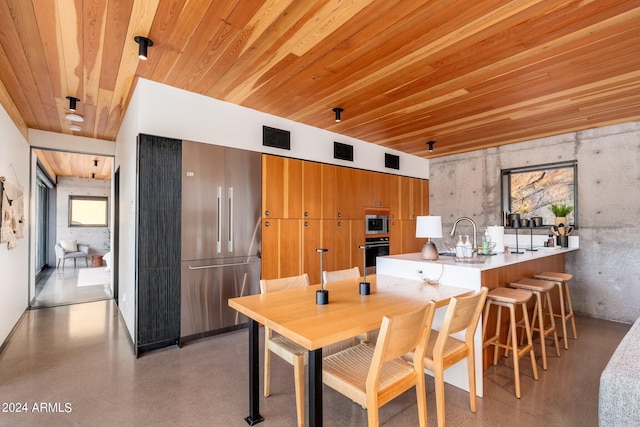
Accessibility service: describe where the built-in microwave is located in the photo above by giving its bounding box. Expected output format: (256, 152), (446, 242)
(365, 214), (389, 235)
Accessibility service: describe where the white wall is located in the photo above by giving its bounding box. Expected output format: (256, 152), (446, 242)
(429, 121), (640, 324)
(136, 79), (429, 178)
(114, 85), (141, 339)
(0, 104), (30, 347)
(55, 177), (110, 255)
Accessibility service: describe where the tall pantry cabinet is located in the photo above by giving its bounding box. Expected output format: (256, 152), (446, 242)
(261, 154), (429, 283)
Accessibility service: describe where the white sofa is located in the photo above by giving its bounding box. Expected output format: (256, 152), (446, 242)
(55, 241), (89, 269)
(599, 317), (640, 426)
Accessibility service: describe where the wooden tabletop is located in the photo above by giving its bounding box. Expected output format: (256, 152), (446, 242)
(229, 274), (471, 351)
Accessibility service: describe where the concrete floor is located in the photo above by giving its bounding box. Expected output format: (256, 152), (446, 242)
(0, 299), (630, 426)
(32, 265), (112, 308)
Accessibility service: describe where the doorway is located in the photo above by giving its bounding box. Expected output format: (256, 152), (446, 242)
(31, 148), (114, 308)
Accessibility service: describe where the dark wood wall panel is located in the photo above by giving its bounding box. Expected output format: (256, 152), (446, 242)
(136, 134), (182, 353)
(480, 253), (566, 370)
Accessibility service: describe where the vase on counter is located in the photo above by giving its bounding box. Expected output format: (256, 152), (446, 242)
(554, 216), (566, 226)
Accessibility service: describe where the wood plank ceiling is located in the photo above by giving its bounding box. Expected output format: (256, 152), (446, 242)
(0, 0), (639, 171)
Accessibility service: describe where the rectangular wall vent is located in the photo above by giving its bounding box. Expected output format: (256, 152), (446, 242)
(385, 153), (400, 170)
(334, 141), (353, 161)
(263, 126), (290, 150)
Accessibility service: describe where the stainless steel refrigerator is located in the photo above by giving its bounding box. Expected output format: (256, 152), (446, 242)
(181, 141), (261, 340)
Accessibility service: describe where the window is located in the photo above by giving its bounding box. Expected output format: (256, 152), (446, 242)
(69, 196), (108, 227)
(501, 161), (578, 228)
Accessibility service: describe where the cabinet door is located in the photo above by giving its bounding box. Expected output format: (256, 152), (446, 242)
(401, 219), (426, 253)
(336, 167), (364, 219)
(262, 155), (302, 218)
(386, 174), (400, 214)
(303, 161), (322, 219)
(399, 176), (412, 220)
(262, 218), (302, 280)
(419, 179), (430, 215)
(321, 164), (336, 219)
(410, 178), (423, 219)
(302, 219), (323, 284)
(333, 219), (354, 271)
(389, 217), (402, 255)
(350, 219), (366, 274)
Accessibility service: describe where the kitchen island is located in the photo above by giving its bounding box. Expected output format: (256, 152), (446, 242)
(376, 246), (578, 397)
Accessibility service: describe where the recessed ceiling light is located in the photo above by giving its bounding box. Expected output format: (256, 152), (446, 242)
(65, 113), (84, 122)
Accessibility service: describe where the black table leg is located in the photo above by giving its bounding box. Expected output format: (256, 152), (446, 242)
(308, 348), (323, 427)
(245, 319), (264, 425)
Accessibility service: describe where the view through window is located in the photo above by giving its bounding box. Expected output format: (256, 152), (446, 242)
(501, 161), (577, 227)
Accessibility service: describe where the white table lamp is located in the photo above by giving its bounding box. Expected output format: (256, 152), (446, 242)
(416, 216), (443, 260)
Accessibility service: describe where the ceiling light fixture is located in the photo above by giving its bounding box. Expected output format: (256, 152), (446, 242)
(65, 96), (85, 122)
(69, 124), (81, 131)
(134, 36), (153, 60)
(427, 140), (436, 152)
(333, 107), (343, 122)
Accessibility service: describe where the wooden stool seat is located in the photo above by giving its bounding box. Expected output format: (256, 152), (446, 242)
(510, 278), (561, 370)
(483, 287), (539, 398)
(534, 272), (577, 350)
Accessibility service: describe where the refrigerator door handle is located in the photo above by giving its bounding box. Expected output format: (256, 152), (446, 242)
(217, 186), (222, 253)
(188, 259), (255, 270)
(228, 187), (233, 253)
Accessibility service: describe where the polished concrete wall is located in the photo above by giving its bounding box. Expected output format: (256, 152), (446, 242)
(429, 121), (640, 324)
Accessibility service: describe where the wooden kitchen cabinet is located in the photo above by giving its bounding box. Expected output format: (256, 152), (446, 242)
(335, 167), (364, 219)
(363, 170), (400, 209)
(399, 177), (430, 219)
(302, 219), (323, 284)
(321, 163), (336, 219)
(261, 218), (302, 280)
(302, 161), (322, 219)
(389, 217), (402, 254)
(350, 219), (365, 274)
(262, 155), (302, 219)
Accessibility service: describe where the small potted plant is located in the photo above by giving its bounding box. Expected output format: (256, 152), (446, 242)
(550, 203), (573, 226)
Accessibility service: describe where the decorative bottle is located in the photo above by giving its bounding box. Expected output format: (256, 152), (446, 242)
(455, 235), (465, 257)
(482, 230), (492, 254)
(463, 235), (472, 257)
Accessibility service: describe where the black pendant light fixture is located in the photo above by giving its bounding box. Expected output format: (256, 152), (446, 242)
(427, 140), (436, 152)
(134, 36), (153, 60)
(65, 96), (84, 123)
(333, 107), (343, 122)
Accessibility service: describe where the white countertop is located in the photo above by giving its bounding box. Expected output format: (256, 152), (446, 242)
(381, 246), (577, 271)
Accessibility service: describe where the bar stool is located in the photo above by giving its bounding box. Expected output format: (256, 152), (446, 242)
(533, 272), (577, 350)
(482, 287), (539, 398)
(510, 278), (561, 370)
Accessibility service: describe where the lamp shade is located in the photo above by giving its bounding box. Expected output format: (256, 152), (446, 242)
(416, 216), (443, 238)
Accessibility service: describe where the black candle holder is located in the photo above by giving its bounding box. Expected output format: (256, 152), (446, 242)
(526, 221), (538, 252)
(358, 245), (370, 295)
(316, 248), (329, 304)
(511, 221), (524, 254)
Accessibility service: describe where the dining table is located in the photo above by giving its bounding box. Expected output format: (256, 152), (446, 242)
(228, 273), (472, 427)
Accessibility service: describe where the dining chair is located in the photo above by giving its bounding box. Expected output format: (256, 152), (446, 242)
(322, 301), (436, 427)
(322, 266), (360, 283)
(323, 266), (374, 343)
(417, 286), (488, 427)
(260, 274), (354, 427)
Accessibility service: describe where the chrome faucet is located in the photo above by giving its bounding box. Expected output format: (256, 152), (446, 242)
(449, 217), (477, 253)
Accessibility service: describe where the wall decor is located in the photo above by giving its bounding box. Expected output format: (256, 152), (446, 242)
(1, 173), (26, 250)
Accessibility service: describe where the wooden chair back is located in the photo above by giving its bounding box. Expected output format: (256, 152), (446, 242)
(435, 287), (488, 354)
(366, 301), (436, 394)
(260, 273), (309, 294)
(323, 267), (361, 283)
